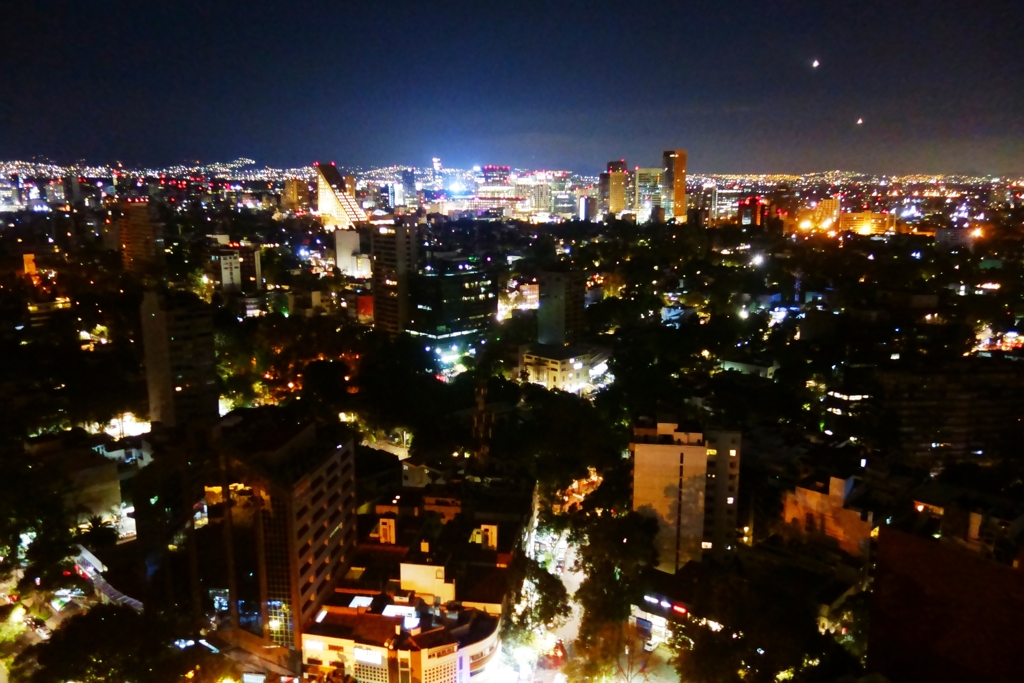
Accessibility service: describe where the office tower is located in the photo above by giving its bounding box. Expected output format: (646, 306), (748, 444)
(315, 162), (365, 229)
(400, 169), (417, 207)
(206, 245), (262, 293)
(371, 220), (420, 334)
(211, 409), (357, 651)
(482, 165), (511, 185)
(537, 271), (586, 346)
(119, 199), (165, 273)
(630, 422), (741, 573)
(141, 291), (218, 428)
(598, 171), (627, 216)
(633, 168), (664, 222)
(607, 159), (627, 174)
(282, 178), (311, 212)
(432, 157), (443, 173)
(661, 150), (688, 221)
(407, 254), (495, 342)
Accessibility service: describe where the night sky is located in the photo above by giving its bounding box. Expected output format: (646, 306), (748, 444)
(3, 0), (1023, 174)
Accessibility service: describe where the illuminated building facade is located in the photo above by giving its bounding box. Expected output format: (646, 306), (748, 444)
(282, 178), (311, 212)
(336, 229), (371, 278)
(661, 150), (687, 221)
(140, 291), (217, 428)
(633, 167), (663, 222)
(316, 162), (366, 229)
(599, 171), (626, 216)
(630, 422), (740, 572)
(520, 344), (610, 394)
(839, 210), (895, 235)
(119, 199), (165, 273)
(782, 473), (872, 557)
(302, 602), (500, 683)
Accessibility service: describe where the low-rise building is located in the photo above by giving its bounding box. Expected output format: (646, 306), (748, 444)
(782, 473), (873, 557)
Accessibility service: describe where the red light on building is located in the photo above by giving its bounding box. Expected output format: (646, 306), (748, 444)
(672, 605), (688, 615)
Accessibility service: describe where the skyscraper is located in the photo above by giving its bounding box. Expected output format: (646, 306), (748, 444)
(633, 168), (663, 222)
(599, 162), (627, 217)
(661, 150), (688, 221)
(400, 169), (417, 207)
(315, 162), (365, 229)
(370, 220), (420, 334)
(537, 271), (586, 346)
(141, 291), (218, 428)
(119, 199), (165, 273)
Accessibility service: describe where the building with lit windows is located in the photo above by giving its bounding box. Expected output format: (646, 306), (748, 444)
(630, 421), (740, 572)
(140, 291), (217, 429)
(302, 597), (500, 683)
(481, 166), (510, 185)
(661, 150), (687, 221)
(520, 344), (610, 394)
(205, 245), (262, 293)
(119, 199), (165, 273)
(210, 409), (357, 654)
(839, 210), (895, 235)
(282, 178), (311, 212)
(371, 220), (420, 334)
(599, 161), (627, 215)
(407, 254), (495, 342)
(316, 162), (366, 229)
(633, 168), (663, 222)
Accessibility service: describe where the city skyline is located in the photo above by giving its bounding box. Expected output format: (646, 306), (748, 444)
(3, 1), (1023, 175)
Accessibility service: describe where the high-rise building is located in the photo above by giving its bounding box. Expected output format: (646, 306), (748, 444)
(119, 199), (165, 273)
(661, 150), (688, 221)
(141, 291), (218, 428)
(633, 168), (663, 222)
(315, 162), (365, 229)
(607, 159), (628, 173)
(630, 422), (740, 572)
(406, 254), (495, 342)
(370, 220), (420, 334)
(599, 168), (627, 216)
(400, 169), (417, 207)
(282, 178), (311, 213)
(537, 271), (586, 346)
(210, 409), (357, 652)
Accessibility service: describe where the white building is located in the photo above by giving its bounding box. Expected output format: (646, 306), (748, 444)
(631, 422), (741, 572)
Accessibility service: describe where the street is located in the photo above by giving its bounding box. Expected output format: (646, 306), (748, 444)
(545, 541), (680, 683)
